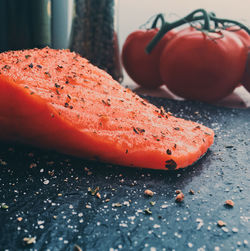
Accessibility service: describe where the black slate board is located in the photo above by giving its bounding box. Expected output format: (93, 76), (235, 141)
(0, 97), (250, 251)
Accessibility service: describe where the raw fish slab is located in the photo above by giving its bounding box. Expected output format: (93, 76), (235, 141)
(0, 97), (249, 251)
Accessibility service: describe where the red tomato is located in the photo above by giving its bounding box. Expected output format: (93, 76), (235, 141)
(122, 28), (176, 89)
(227, 27), (250, 92)
(226, 26), (250, 47)
(241, 51), (250, 92)
(160, 30), (248, 102)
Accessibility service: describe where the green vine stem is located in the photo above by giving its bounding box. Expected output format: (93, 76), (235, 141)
(146, 9), (210, 53)
(191, 14), (250, 33)
(151, 14), (165, 29)
(146, 8), (250, 54)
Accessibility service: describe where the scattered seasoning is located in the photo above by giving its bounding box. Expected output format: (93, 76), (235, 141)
(44, 71), (51, 78)
(144, 189), (154, 197)
(55, 83), (60, 88)
(28, 63), (33, 68)
(133, 127), (145, 135)
(23, 237), (36, 245)
(58, 193), (62, 197)
(160, 106), (166, 116)
(224, 200), (234, 208)
(194, 126), (201, 130)
(165, 159), (177, 170)
(25, 55), (31, 59)
(102, 99), (111, 106)
(96, 192), (101, 199)
(217, 220), (226, 227)
(166, 149), (172, 155)
(125, 149), (128, 154)
(1, 203), (9, 209)
(189, 189), (195, 195)
(174, 144), (177, 149)
(225, 145), (234, 149)
(64, 102), (69, 108)
(88, 186), (100, 196)
(37, 65), (42, 69)
(141, 100), (147, 106)
(150, 201), (156, 206)
(2, 65), (11, 70)
(67, 94), (71, 100)
(174, 127), (180, 131)
(17, 217), (23, 222)
(105, 199), (110, 203)
(144, 208), (152, 215)
(74, 244), (82, 251)
(175, 192), (184, 202)
(112, 203), (122, 207)
(56, 89), (60, 95)
(175, 189), (182, 194)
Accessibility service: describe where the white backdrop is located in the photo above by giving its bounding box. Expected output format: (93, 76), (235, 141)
(118, 0), (250, 46)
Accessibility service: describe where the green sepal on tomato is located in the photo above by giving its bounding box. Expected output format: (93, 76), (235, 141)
(122, 28), (177, 89)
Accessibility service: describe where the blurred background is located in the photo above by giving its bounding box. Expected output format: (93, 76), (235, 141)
(119, 0), (250, 46)
(0, 0), (249, 106)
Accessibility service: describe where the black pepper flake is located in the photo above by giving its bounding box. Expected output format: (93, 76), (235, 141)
(165, 159), (177, 170)
(141, 100), (147, 106)
(56, 89), (60, 95)
(65, 80), (69, 84)
(125, 149), (128, 154)
(37, 65), (42, 68)
(69, 105), (73, 109)
(28, 63), (33, 68)
(25, 55), (31, 59)
(133, 127), (145, 135)
(160, 106), (166, 116)
(67, 94), (71, 100)
(102, 99), (111, 106)
(55, 83), (60, 88)
(2, 65), (11, 70)
(204, 132), (211, 136)
(166, 149), (172, 155)
(30, 92), (34, 95)
(174, 144), (177, 149)
(174, 127), (180, 131)
(57, 65), (63, 69)
(44, 71), (51, 77)
(64, 102), (69, 108)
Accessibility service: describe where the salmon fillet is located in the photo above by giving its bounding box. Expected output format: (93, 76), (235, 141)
(0, 48), (214, 170)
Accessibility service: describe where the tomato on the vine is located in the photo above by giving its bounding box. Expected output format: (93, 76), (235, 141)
(226, 27), (250, 92)
(121, 28), (176, 89)
(159, 29), (248, 102)
(226, 26), (250, 47)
